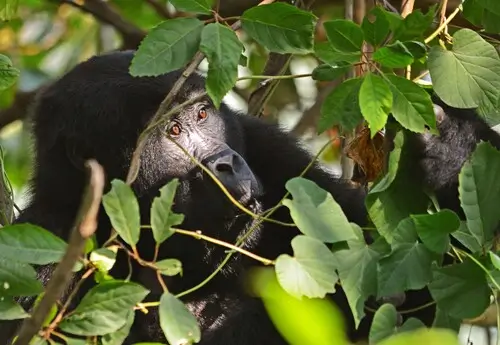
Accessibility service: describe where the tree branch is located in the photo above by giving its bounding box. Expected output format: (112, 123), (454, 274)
(14, 160), (105, 345)
(144, 0), (172, 19)
(0, 90), (37, 130)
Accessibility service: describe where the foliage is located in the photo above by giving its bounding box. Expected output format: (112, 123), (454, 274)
(1, 0), (500, 344)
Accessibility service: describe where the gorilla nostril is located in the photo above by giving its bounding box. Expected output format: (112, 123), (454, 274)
(216, 163), (234, 174)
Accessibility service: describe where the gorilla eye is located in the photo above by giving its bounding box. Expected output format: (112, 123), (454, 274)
(198, 107), (208, 121)
(169, 123), (182, 136)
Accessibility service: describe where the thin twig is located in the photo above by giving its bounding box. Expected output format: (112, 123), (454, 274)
(14, 160), (105, 345)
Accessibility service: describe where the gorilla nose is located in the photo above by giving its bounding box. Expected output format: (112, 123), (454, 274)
(203, 149), (262, 201)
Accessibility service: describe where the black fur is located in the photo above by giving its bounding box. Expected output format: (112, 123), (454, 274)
(2, 50), (499, 344)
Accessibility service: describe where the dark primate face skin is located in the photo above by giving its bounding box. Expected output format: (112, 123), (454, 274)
(2, 49), (500, 345)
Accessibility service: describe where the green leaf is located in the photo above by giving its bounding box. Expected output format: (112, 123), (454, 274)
(463, 0), (500, 34)
(490, 251), (500, 270)
(0, 223), (67, 265)
(451, 221), (482, 253)
(403, 41), (427, 60)
(0, 54), (20, 91)
(432, 307), (461, 331)
(459, 142), (500, 247)
(151, 179), (184, 244)
(241, 3), (316, 55)
(429, 260), (490, 319)
(333, 224), (382, 327)
(168, 0), (212, 14)
(130, 18), (204, 77)
(60, 280), (149, 336)
(412, 210), (461, 254)
(385, 74), (437, 134)
(359, 72), (392, 137)
(0, 299), (28, 320)
(275, 235), (338, 299)
(428, 29), (500, 125)
(323, 20), (364, 54)
(283, 177), (356, 243)
(0, 258), (43, 296)
(377, 242), (434, 298)
(155, 259), (182, 277)
(369, 303), (398, 344)
(102, 179), (141, 247)
(373, 42), (414, 68)
(398, 318), (426, 334)
(200, 23), (243, 108)
(366, 131), (429, 237)
(311, 63), (349, 82)
(314, 41), (361, 65)
(90, 247), (118, 273)
(393, 7), (435, 42)
(159, 292), (201, 345)
(0, 0), (18, 20)
(377, 328), (461, 345)
(102, 311), (135, 345)
(318, 78), (363, 133)
(361, 6), (391, 47)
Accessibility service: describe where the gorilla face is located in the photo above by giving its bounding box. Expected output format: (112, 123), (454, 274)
(150, 91), (262, 206)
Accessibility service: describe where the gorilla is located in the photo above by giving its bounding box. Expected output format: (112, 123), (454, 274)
(1, 50), (499, 344)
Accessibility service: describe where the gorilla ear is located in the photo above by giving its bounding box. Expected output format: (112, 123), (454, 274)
(433, 104), (446, 124)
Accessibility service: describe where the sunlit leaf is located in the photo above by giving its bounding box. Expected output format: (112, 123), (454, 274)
(60, 280), (149, 336)
(159, 292), (201, 345)
(241, 3), (316, 54)
(200, 23), (243, 108)
(168, 0), (212, 14)
(0, 54), (20, 91)
(359, 72), (392, 137)
(130, 18), (204, 76)
(276, 235), (338, 299)
(102, 179), (141, 247)
(151, 179), (184, 244)
(283, 177), (355, 243)
(0, 223), (67, 265)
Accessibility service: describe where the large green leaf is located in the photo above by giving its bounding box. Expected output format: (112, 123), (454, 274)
(0, 258), (43, 297)
(0, 54), (20, 91)
(60, 280), (149, 336)
(392, 7), (436, 42)
(200, 23), (243, 108)
(130, 18), (204, 76)
(378, 328), (460, 345)
(151, 179), (184, 244)
(283, 177), (355, 243)
(314, 41), (361, 65)
(412, 210), (461, 254)
(318, 78), (363, 133)
(155, 259), (182, 277)
(463, 0), (500, 34)
(366, 130), (429, 238)
(323, 20), (364, 54)
(429, 259), (490, 320)
(168, 0), (212, 14)
(241, 3), (316, 55)
(428, 29), (500, 125)
(276, 235), (338, 299)
(361, 6), (391, 47)
(385, 74), (437, 134)
(0, 299), (28, 320)
(359, 72), (392, 137)
(101, 311), (135, 345)
(102, 179), (141, 247)
(333, 224), (382, 327)
(159, 292), (201, 345)
(373, 42), (414, 69)
(377, 242), (434, 298)
(458, 142), (500, 247)
(369, 303), (398, 344)
(0, 223), (67, 265)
